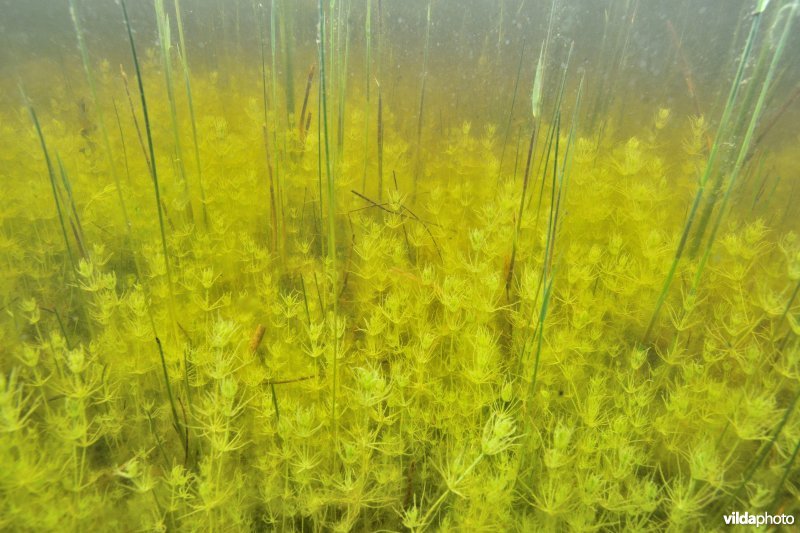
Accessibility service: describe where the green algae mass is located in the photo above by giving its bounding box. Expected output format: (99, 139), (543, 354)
(1, 0), (800, 530)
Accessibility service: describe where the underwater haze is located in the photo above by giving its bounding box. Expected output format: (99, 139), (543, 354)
(1, 0), (800, 530)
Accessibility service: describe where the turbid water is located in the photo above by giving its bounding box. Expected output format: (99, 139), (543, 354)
(1, 0), (799, 530)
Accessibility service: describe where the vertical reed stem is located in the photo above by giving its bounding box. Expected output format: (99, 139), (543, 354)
(121, 0), (178, 335)
(318, 0), (339, 458)
(174, 0), (210, 227)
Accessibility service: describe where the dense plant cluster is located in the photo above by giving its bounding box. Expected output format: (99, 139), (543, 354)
(1, 0), (799, 531)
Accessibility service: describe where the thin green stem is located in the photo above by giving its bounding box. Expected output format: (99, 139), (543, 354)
(361, 0), (371, 193)
(121, 0), (178, 337)
(497, 39), (526, 185)
(414, 0), (432, 197)
(155, 0), (193, 223)
(690, 1), (795, 298)
(69, 0), (134, 239)
(22, 89), (77, 273)
(643, 6), (767, 343)
(318, 0), (339, 459)
(174, 0), (209, 227)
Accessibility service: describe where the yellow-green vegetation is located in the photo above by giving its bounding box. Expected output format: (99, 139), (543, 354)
(1, 0), (799, 531)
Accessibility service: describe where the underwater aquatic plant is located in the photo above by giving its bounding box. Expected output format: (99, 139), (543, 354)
(1, 0), (799, 531)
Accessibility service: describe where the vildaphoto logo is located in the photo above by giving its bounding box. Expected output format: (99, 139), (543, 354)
(723, 511), (795, 527)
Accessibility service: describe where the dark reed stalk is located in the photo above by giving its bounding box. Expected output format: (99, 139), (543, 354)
(662, 1), (796, 360)
(269, 1), (280, 126)
(533, 121), (556, 225)
(512, 126), (523, 182)
(543, 114), (560, 281)
(526, 272), (555, 404)
(120, 65), (153, 175)
(278, 0), (296, 127)
(750, 170), (772, 212)
(56, 155), (88, 260)
(517, 111), (561, 380)
(304, 112), (312, 137)
(269, 0), (286, 251)
(361, 0), (372, 193)
(497, 40), (526, 185)
(250, 324), (280, 421)
(525, 80), (581, 405)
(316, 87), (325, 258)
(738, 153), (766, 212)
(413, 0), (433, 196)
(505, 122), (537, 299)
(40, 306), (72, 351)
(256, 2), (269, 126)
(120, 0), (178, 332)
(145, 408), (171, 469)
(643, 5), (767, 344)
(338, 215), (358, 298)
(317, 0), (340, 456)
(532, 40), (573, 215)
(520, 67), (582, 405)
(748, 84), (800, 160)
(377, 79), (384, 203)
(508, 40), (572, 298)
(155, 0), (193, 223)
(21, 88), (77, 273)
(263, 124), (280, 255)
(298, 64), (315, 140)
(112, 99), (133, 185)
(180, 347), (195, 428)
(393, 171), (414, 262)
(69, 0), (134, 237)
(375, 0), (384, 202)
(688, 27), (773, 259)
(270, 0), (280, 122)
(336, 0), (352, 159)
(349, 189), (443, 260)
(547, 76), (584, 271)
(255, 1), (284, 251)
(300, 273), (312, 325)
(174, 0), (209, 227)
(155, 336), (189, 462)
(725, 386), (800, 512)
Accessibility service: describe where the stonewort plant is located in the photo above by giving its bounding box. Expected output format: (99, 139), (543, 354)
(1, 0), (800, 531)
